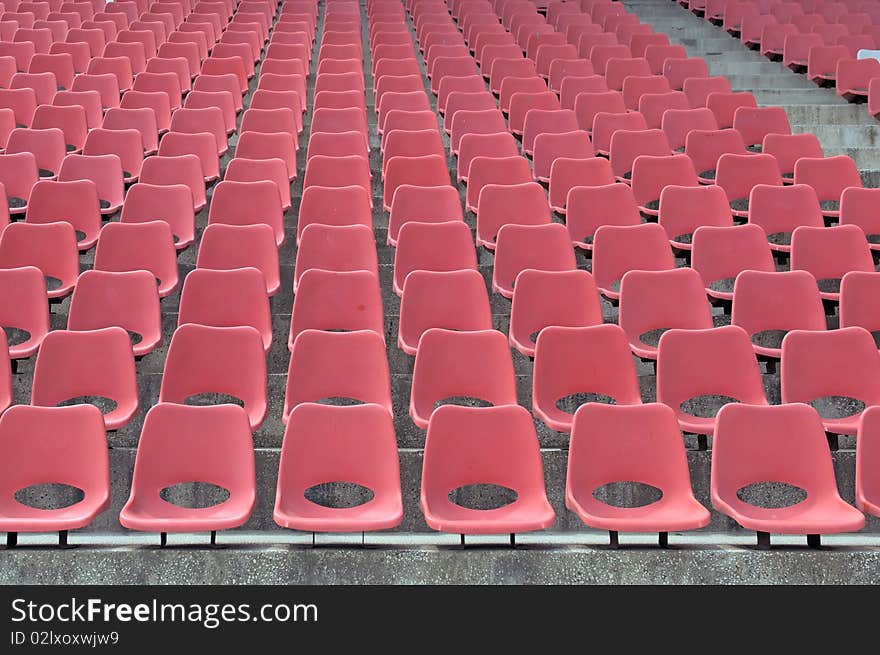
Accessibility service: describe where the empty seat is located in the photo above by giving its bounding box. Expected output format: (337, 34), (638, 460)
(706, 91), (758, 130)
(492, 223), (577, 298)
(284, 329), (391, 423)
(296, 184), (371, 244)
(158, 131), (219, 182)
(0, 265), (49, 360)
(53, 89), (102, 130)
(663, 56), (709, 90)
(6, 127), (66, 179)
(630, 154), (698, 216)
(762, 132), (824, 183)
(573, 89), (626, 134)
(103, 106), (160, 154)
(0, 88), (38, 128)
(637, 89), (689, 129)
(531, 130), (592, 183)
(565, 182), (640, 250)
(383, 154), (450, 213)
(712, 403), (864, 544)
(31, 327), (138, 430)
(393, 220), (477, 297)
(748, 183), (824, 253)
(660, 107), (717, 152)
(807, 44), (849, 84)
(208, 180), (285, 248)
(691, 224), (776, 301)
(682, 76), (732, 108)
(732, 270), (826, 361)
(294, 224), (378, 293)
(591, 110), (649, 158)
(466, 155), (532, 213)
(388, 185), (463, 247)
(476, 182), (552, 249)
(274, 403), (402, 533)
(457, 132), (519, 183)
(566, 403), (710, 539)
(0, 405), (109, 539)
(290, 269), (384, 350)
(67, 269), (161, 358)
(169, 106), (228, 157)
(840, 187), (880, 249)
(57, 153), (124, 214)
(619, 268), (714, 360)
(410, 328), (517, 430)
(93, 221), (178, 298)
(715, 152), (783, 217)
(592, 223), (675, 300)
(685, 128), (749, 184)
(160, 324), (267, 432)
(197, 224), (280, 297)
(793, 155), (862, 218)
(533, 323), (641, 432)
(656, 325), (768, 435)
(28, 52), (74, 89)
(609, 128), (672, 183)
(791, 224), (874, 302)
(25, 179), (100, 250)
(194, 73), (244, 112)
(549, 156), (616, 213)
(657, 184), (733, 250)
(140, 154), (205, 212)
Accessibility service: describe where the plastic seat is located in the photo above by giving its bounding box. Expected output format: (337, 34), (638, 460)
(761, 132), (825, 184)
(225, 158), (290, 212)
(28, 51), (74, 89)
(201, 56), (247, 94)
(566, 403), (710, 537)
(67, 269), (160, 357)
(608, 128), (672, 183)
(791, 224), (874, 302)
(840, 187), (880, 250)
(393, 221), (477, 297)
(119, 89), (172, 136)
(465, 154), (532, 214)
(52, 89), (102, 130)
(656, 325), (768, 435)
(183, 89), (236, 134)
(706, 92), (758, 132)
(0, 40), (36, 73)
(284, 329), (391, 423)
(548, 57), (594, 94)
(5, 127), (66, 179)
(169, 107), (227, 157)
(564, 182), (638, 249)
(532, 323), (641, 432)
(591, 223), (675, 300)
(208, 180), (284, 248)
(619, 268), (714, 361)
(489, 57), (538, 95)
(0, 88), (38, 128)
(382, 128), (446, 177)
(388, 185), (463, 247)
(436, 75), (486, 116)
(57, 152), (124, 214)
(420, 404), (555, 535)
(784, 31), (826, 72)
(475, 182), (551, 250)
(691, 224), (776, 301)
(731, 269), (826, 362)
(662, 56), (709, 91)
(658, 107), (716, 153)
(193, 73), (243, 112)
(29, 104), (84, 155)
(240, 107), (299, 141)
(0, 404), (110, 537)
(793, 155), (862, 218)
(296, 185), (371, 245)
(231, 130), (299, 181)
(531, 131), (591, 183)
(31, 327), (138, 430)
(93, 220), (177, 298)
(197, 224), (280, 297)
(289, 269), (383, 351)
(747, 183), (824, 253)
(410, 328), (517, 430)
(302, 153), (369, 204)
(102, 106), (159, 155)
(492, 223), (576, 298)
(139, 154), (205, 212)
(0, 265), (48, 360)
(0, 220), (78, 299)
(713, 402), (865, 542)
(157, 130), (219, 181)
(25, 179), (100, 250)
(383, 154), (450, 212)
(590, 110), (648, 158)
(458, 132), (517, 184)
(82, 128), (142, 185)
(733, 106), (791, 150)
(85, 55), (134, 92)
(178, 268), (271, 353)
(629, 154), (698, 216)
(655, 184), (732, 250)
(159, 324), (266, 432)
(548, 156), (615, 214)
(308, 106), (368, 145)
(274, 403), (402, 532)
(507, 90), (560, 137)
(443, 91), (496, 135)
(637, 89), (689, 129)
(807, 44), (849, 84)
(682, 76), (732, 109)
(522, 108), (580, 156)
(294, 224), (378, 293)
(715, 152), (783, 218)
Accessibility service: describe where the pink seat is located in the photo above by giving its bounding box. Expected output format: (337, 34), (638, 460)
(856, 405), (880, 518)
(590, 109), (647, 157)
(630, 153), (698, 216)
(169, 106), (227, 157)
(383, 154), (450, 212)
(533, 323), (641, 432)
(160, 324), (266, 432)
(0, 40), (36, 73)
(637, 89), (689, 129)
(140, 154), (205, 212)
(305, 130), (365, 161)
(715, 152), (783, 218)
(558, 74), (607, 111)
(508, 90), (560, 136)
(0, 221), (78, 298)
(28, 51), (74, 89)
(712, 403), (865, 543)
(0, 88), (37, 128)
(420, 404), (555, 535)
(682, 76), (732, 108)
(393, 221), (477, 297)
(387, 185), (463, 246)
(52, 89), (102, 130)
(489, 57), (538, 95)
(382, 128), (446, 177)
(759, 132), (825, 182)
(93, 219), (178, 297)
(731, 269), (826, 361)
(296, 184), (371, 245)
(240, 107), (300, 141)
(657, 184), (733, 250)
(567, 403), (710, 540)
(790, 224), (874, 302)
(275, 403), (402, 533)
(660, 107), (717, 152)
(85, 56), (133, 92)
(289, 269), (384, 350)
(706, 91), (758, 130)
(548, 57), (594, 94)
(201, 56), (248, 94)
(793, 155), (862, 218)
(194, 73), (244, 112)
(691, 224), (776, 301)
(466, 154), (532, 213)
(410, 328), (517, 430)
(662, 56), (709, 91)
(619, 268), (714, 361)
(120, 402), (255, 537)
(197, 224), (280, 297)
(294, 224), (378, 293)
(443, 91), (496, 135)
(565, 183), (639, 250)
(449, 107), (507, 155)
(103, 105), (160, 154)
(303, 153), (369, 204)
(32, 327), (138, 430)
(457, 132), (518, 183)
(378, 90), (432, 134)
(158, 131), (219, 182)
(67, 269), (161, 357)
(57, 152), (124, 215)
(0, 265), (49, 360)
(762, 23), (799, 59)
(509, 269), (603, 358)
(0, 405), (109, 540)
(208, 180), (284, 247)
(840, 187), (880, 250)
(25, 179), (100, 250)
(747, 183), (824, 253)
(521, 108), (579, 156)
(476, 182), (551, 249)
(549, 156), (616, 213)
(437, 75), (486, 115)
(531, 130), (591, 183)
(685, 128), (749, 183)
(184, 90), (237, 134)
(807, 44), (849, 84)
(82, 128), (142, 184)
(592, 223), (675, 300)
(608, 128), (671, 183)
(492, 223), (576, 298)
(733, 106), (791, 149)
(6, 127), (66, 179)
(284, 329), (391, 423)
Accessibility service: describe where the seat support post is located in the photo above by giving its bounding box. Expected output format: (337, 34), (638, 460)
(609, 530), (619, 548)
(159, 532), (167, 548)
(6, 531), (17, 548)
(510, 533), (516, 548)
(210, 530), (217, 547)
(658, 532), (668, 548)
(697, 434), (708, 451)
(807, 534), (821, 549)
(826, 432), (839, 451)
(756, 531), (770, 550)
(58, 530), (68, 548)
